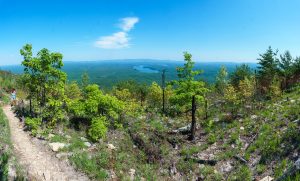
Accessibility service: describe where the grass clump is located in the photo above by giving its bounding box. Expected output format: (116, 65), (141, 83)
(70, 151), (108, 180)
(229, 165), (252, 181)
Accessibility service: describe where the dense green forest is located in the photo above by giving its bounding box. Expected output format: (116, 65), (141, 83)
(1, 60), (257, 89)
(1, 44), (300, 180)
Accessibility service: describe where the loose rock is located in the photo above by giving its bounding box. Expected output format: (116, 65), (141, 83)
(129, 168), (136, 181)
(84, 142), (92, 147)
(49, 142), (66, 152)
(259, 176), (273, 181)
(107, 143), (116, 150)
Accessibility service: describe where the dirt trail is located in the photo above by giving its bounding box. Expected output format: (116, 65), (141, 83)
(2, 105), (89, 181)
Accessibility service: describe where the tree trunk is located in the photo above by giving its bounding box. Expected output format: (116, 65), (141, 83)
(140, 90), (143, 107)
(162, 88), (165, 114)
(190, 95), (196, 140)
(205, 99), (208, 120)
(29, 97), (32, 116)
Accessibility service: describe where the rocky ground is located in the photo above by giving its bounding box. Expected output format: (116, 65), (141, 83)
(2, 105), (89, 181)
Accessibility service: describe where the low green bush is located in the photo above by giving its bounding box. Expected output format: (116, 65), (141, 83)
(88, 116), (108, 142)
(25, 117), (42, 136)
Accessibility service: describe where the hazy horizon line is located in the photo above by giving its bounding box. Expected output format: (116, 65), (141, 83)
(0, 58), (258, 66)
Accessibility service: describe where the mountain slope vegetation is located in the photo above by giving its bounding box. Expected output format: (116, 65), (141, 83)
(0, 44), (300, 180)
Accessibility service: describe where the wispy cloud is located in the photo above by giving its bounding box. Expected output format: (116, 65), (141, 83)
(119, 17), (139, 32)
(95, 32), (129, 49)
(94, 17), (139, 49)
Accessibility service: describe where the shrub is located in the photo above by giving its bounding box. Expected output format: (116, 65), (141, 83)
(256, 164), (267, 174)
(149, 119), (166, 133)
(199, 165), (223, 181)
(25, 117), (42, 136)
(88, 117), (108, 142)
(229, 165), (252, 181)
(207, 133), (217, 144)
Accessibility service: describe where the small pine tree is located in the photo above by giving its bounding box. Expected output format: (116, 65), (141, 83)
(171, 52), (209, 140)
(257, 46), (279, 93)
(215, 65), (228, 95)
(81, 72), (90, 89)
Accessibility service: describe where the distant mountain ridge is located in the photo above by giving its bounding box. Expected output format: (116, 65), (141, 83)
(1, 60), (257, 88)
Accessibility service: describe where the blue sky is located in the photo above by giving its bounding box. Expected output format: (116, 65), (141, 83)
(0, 0), (300, 65)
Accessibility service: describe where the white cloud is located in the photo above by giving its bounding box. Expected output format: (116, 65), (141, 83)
(119, 17), (139, 32)
(94, 17), (139, 49)
(94, 32), (129, 49)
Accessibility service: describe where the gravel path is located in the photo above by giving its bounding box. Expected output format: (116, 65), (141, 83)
(2, 105), (89, 181)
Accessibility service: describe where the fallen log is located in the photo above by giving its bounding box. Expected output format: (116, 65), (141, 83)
(233, 155), (248, 164)
(169, 124), (191, 134)
(184, 156), (217, 166)
(128, 130), (161, 163)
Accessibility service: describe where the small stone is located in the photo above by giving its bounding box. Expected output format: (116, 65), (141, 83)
(245, 105), (251, 109)
(8, 162), (17, 180)
(293, 152), (298, 158)
(259, 176), (274, 181)
(213, 117), (220, 122)
(110, 170), (117, 179)
(169, 162), (177, 175)
(220, 162), (233, 173)
(55, 152), (72, 159)
(49, 142), (66, 152)
(295, 158), (300, 170)
(200, 174), (205, 180)
(80, 137), (88, 141)
(48, 133), (55, 139)
(240, 126), (245, 130)
(107, 143), (116, 150)
(199, 164), (205, 169)
(43, 171), (51, 181)
(129, 168), (136, 181)
(290, 99), (296, 103)
(251, 115), (258, 119)
(84, 142), (92, 147)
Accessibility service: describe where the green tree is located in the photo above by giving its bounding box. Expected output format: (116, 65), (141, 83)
(238, 76), (255, 103)
(279, 51), (294, 89)
(292, 57), (300, 83)
(230, 64), (253, 88)
(268, 76), (281, 99)
(69, 84), (125, 129)
(81, 72), (90, 89)
(257, 46), (279, 93)
(215, 65), (228, 95)
(65, 81), (82, 100)
(148, 82), (162, 109)
(20, 44), (67, 124)
(171, 52), (209, 140)
(224, 84), (240, 114)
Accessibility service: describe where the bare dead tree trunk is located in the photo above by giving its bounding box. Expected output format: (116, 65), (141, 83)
(205, 99), (208, 120)
(190, 95), (196, 140)
(162, 69), (166, 114)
